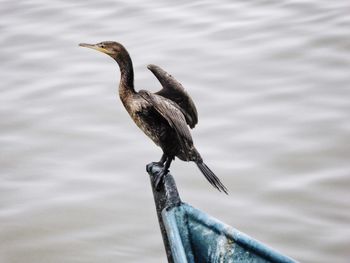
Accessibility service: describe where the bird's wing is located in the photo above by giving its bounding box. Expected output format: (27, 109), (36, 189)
(139, 90), (193, 158)
(147, 64), (198, 129)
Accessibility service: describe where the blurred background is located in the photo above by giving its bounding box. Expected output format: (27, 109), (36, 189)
(1, 0), (349, 262)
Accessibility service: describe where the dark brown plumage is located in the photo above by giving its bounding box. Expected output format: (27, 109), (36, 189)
(79, 41), (227, 194)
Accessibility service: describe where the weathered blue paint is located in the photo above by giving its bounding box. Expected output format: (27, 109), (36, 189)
(162, 203), (297, 263)
(147, 163), (298, 263)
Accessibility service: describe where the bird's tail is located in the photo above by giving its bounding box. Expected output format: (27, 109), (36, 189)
(196, 161), (228, 194)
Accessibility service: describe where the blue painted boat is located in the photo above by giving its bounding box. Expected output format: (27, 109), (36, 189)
(147, 163), (298, 263)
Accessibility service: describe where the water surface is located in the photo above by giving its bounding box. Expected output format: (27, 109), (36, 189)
(1, 1), (350, 262)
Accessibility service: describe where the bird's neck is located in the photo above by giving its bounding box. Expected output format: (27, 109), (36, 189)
(115, 52), (135, 105)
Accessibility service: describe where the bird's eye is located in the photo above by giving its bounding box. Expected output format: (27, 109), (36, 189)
(100, 44), (105, 48)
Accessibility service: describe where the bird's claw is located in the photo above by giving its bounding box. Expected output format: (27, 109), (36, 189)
(152, 161), (164, 167)
(146, 163), (153, 173)
(146, 162), (164, 173)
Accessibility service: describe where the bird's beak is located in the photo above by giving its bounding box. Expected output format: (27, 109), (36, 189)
(79, 43), (109, 54)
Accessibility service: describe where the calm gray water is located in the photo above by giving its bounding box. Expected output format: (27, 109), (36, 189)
(1, 1), (350, 262)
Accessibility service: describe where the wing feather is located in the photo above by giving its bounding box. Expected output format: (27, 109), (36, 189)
(139, 90), (193, 158)
(148, 64), (198, 128)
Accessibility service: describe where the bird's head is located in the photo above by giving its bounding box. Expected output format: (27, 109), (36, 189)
(79, 41), (126, 60)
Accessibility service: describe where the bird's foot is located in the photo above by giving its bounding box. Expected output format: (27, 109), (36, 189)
(146, 162), (164, 173)
(153, 168), (169, 191)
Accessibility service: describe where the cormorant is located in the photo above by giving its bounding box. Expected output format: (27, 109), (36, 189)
(79, 41), (228, 194)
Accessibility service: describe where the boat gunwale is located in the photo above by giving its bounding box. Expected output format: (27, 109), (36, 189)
(162, 203), (298, 263)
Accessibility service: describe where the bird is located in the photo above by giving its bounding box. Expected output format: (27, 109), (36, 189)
(79, 41), (228, 194)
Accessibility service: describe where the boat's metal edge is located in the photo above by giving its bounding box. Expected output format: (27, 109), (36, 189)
(162, 208), (189, 263)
